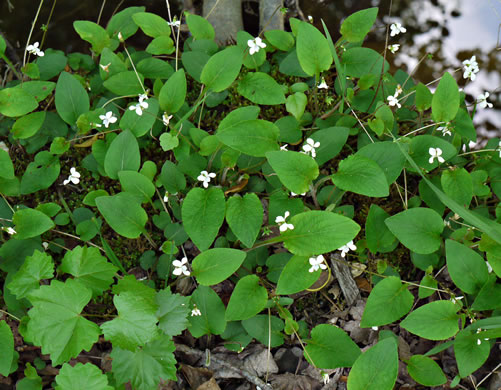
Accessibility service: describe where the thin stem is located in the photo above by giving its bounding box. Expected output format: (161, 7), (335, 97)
(0, 53), (22, 80)
(398, 121), (444, 139)
(122, 45), (147, 94)
(41, 0), (57, 48)
(97, 0), (106, 25)
(24, 0), (45, 68)
(52, 229), (106, 252)
(0, 309), (21, 322)
(458, 149), (498, 157)
(346, 100), (374, 143)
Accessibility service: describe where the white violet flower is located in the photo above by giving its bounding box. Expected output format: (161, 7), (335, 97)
(387, 94), (401, 108)
(388, 44), (400, 53)
(42, 242), (49, 250)
(117, 32), (124, 42)
(486, 261), (493, 273)
(162, 113), (173, 126)
(322, 373), (330, 385)
(129, 94), (149, 116)
(317, 78), (328, 89)
(450, 295), (464, 304)
(280, 144), (289, 151)
(163, 192), (169, 203)
(168, 18), (181, 28)
(99, 111), (117, 128)
(172, 257), (190, 276)
(100, 63), (111, 72)
(477, 92), (493, 109)
(372, 326), (379, 331)
(290, 191), (306, 197)
(275, 211), (294, 232)
(462, 55), (479, 81)
(2, 227), (16, 235)
(338, 240), (356, 257)
(63, 167), (81, 185)
(308, 255), (327, 273)
(302, 138), (320, 158)
(428, 147), (445, 164)
(308, 15), (313, 23)
(390, 23), (406, 36)
(26, 42), (44, 57)
(247, 37), (266, 55)
(191, 305), (202, 316)
(437, 124), (452, 136)
(197, 170), (216, 188)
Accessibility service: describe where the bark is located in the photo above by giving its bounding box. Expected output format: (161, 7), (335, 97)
(259, 0), (284, 31)
(203, 0), (244, 44)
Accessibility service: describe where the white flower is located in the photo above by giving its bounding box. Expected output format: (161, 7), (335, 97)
(247, 37), (266, 55)
(437, 123), (452, 136)
(450, 295), (463, 304)
(387, 94), (401, 108)
(428, 147), (445, 164)
(42, 242), (49, 250)
(476, 328), (489, 345)
(322, 372), (330, 385)
(372, 326), (379, 331)
(168, 18), (181, 28)
(162, 113), (173, 126)
(462, 56), (479, 81)
(388, 44), (400, 53)
(394, 84), (403, 97)
(477, 92), (493, 109)
(486, 261), (493, 273)
(26, 42), (44, 57)
(302, 138), (320, 158)
(172, 257), (190, 276)
(275, 211), (294, 232)
(462, 55), (478, 70)
(2, 227), (16, 235)
(308, 255), (327, 273)
(308, 15), (313, 23)
(290, 191), (306, 197)
(191, 305), (202, 316)
(129, 94), (149, 116)
(197, 170), (216, 188)
(99, 111), (117, 128)
(339, 240), (356, 257)
(163, 192), (169, 203)
(0, 142), (9, 152)
(280, 144), (288, 151)
(63, 167), (81, 185)
(390, 23), (406, 36)
(317, 78), (328, 89)
(117, 32), (124, 42)
(100, 63), (111, 72)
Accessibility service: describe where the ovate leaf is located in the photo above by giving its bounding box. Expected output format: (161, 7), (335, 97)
(201, 46), (243, 92)
(276, 255), (322, 295)
(13, 208), (55, 239)
(225, 275), (268, 321)
(55, 72), (90, 125)
(0, 87), (38, 117)
(225, 193), (263, 248)
(159, 69), (187, 113)
(189, 285), (227, 337)
(132, 12), (171, 38)
(340, 7), (378, 43)
(432, 72), (459, 123)
(118, 170), (155, 203)
(296, 22), (332, 76)
(73, 21), (111, 54)
(406, 355), (447, 387)
(365, 204), (398, 253)
(454, 329), (491, 378)
(237, 72), (286, 105)
(104, 130), (140, 180)
(192, 248), (247, 286)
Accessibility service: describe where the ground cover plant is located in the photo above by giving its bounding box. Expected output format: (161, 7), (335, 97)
(0, 2), (501, 389)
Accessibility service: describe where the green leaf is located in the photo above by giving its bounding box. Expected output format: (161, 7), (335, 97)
(59, 246), (117, 297)
(340, 7), (378, 42)
(118, 170), (155, 203)
(242, 315), (284, 347)
(186, 13), (215, 40)
(13, 208), (55, 239)
(16, 81), (56, 102)
(159, 132), (179, 151)
(406, 355), (447, 386)
(103, 71), (144, 95)
(201, 46), (243, 92)
(285, 92), (307, 120)
(308, 127), (350, 166)
(192, 248), (247, 285)
(365, 204), (398, 253)
(106, 6), (145, 40)
(296, 22), (332, 76)
(445, 239), (489, 294)
(0, 36), (5, 54)
(471, 274), (501, 310)
(132, 12), (171, 38)
(159, 69), (187, 114)
(83, 190), (109, 207)
(156, 288), (191, 336)
(160, 161), (186, 194)
(0, 149), (14, 180)
(226, 193), (263, 248)
(237, 72), (286, 105)
(432, 72), (459, 123)
(11, 111), (46, 139)
(276, 255), (322, 295)
(95, 192), (148, 239)
(282, 211), (360, 256)
(226, 275), (268, 321)
(55, 72), (90, 125)
(55, 363), (113, 390)
(332, 154), (389, 197)
(104, 130), (140, 180)
(454, 329), (491, 378)
(189, 285), (227, 337)
(266, 151), (319, 194)
(111, 335), (177, 390)
(400, 300), (459, 340)
(0, 87), (38, 117)
(347, 338), (398, 390)
(385, 208), (443, 254)
(26, 279), (100, 365)
(264, 30), (294, 51)
(147, 36), (175, 56)
(356, 141), (406, 185)
(20, 151), (60, 195)
(218, 105), (260, 130)
(7, 250), (54, 299)
(441, 168), (473, 207)
(453, 109), (477, 142)
(360, 276), (414, 327)
(0, 320), (14, 376)
(73, 21), (111, 54)
(342, 47), (389, 78)
(182, 187), (225, 251)
(101, 290), (159, 350)
(305, 324), (360, 369)
(119, 97), (159, 137)
(415, 83), (433, 112)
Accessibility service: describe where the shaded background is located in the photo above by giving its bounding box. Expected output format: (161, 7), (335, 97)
(1, 0), (499, 139)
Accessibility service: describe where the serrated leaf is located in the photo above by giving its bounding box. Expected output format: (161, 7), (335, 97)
(156, 288), (190, 336)
(189, 285), (227, 337)
(26, 279), (100, 365)
(305, 324), (360, 369)
(13, 208), (55, 239)
(360, 276), (414, 327)
(192, 248), (247, 285)
(281, 211), (360, 256)
(266, 151), (319, 194)
(181, 187), (225, 251)
(406, 355), (447, 386)
(7, 250), (54, 299)
(111, 335), (177, 390)
(55, 363), (113, 390)
(59, 246), (117, 297)
(104, 130), (140, 180)
(225, 275), (268, 321)
(55, 72), (90, 125)
(225, 193), (263, 248)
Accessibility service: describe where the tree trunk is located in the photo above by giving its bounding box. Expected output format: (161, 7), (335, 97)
(203, 0), (244, 45)
(259, 0), (284, 32)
